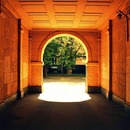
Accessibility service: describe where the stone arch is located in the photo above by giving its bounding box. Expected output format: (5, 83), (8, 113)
(30, 31), (99, 93)
(38, 31), (92, 62)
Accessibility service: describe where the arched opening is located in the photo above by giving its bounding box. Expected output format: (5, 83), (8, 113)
(38, 34), (90, 102)
(41, 34), (88, 63)
(42, 34), (88, 76)
(41, 34), (88, 79)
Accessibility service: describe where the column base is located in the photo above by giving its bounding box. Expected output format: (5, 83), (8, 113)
(87, 86), (100, 93)
(29, 86), (42, 93)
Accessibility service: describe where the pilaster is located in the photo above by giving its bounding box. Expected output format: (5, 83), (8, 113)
(86, 62), (100, 93)
(30, 61), (43, 93)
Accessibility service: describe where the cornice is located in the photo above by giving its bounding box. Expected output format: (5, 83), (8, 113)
(4, 0), (31, 30)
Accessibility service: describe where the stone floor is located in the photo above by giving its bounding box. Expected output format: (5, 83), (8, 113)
(0, 76), (130, 130)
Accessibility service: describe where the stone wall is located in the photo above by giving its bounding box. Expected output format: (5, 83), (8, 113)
(30, 30), (99, 62)
(30, 30), (100, 91)
(0, 6), (18, 103)
(112, 16), (126, 100)
(0, 3), (29, 106)
(101, 9), (129, 106)
(21, 26), (29, 91)
(101, 26), (110, 93)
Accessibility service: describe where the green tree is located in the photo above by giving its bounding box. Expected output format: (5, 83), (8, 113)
(43, 36), (86, 75)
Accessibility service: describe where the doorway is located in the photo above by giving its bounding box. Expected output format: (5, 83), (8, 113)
(41, 34), (89, 99)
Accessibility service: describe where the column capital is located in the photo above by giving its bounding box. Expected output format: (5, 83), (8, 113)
(86, 61), (99, 66)
(31, 61), (43, 66)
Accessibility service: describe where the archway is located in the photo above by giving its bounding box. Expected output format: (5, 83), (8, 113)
(30, 31), (100, 94)
(40, 33), (89, 93)
(42, 34), (88, 76)
(41, 34), (88, 63)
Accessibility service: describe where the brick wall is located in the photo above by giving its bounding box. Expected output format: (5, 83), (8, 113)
(101, 17), (127, 101)
(2, 7), (18, 99)
(30, 30), (99, 62)
(112, 16), (126, 100)
(0, 5), (29, 104)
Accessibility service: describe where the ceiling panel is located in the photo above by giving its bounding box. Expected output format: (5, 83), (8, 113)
(57, 20), (73, 27)
(84, 5), (109, 13)
(33, 20), (51, 27)
(87, 0), (112, 2)
(6, 0), (122, 29)
(29, 16), (49, 20)
(19, 0), (44, 2)
(81, 15), (101, 21)
(56, 15), (75, 20)
(53, 0), (77, 2)
(21, 4), (46, 12)
(27, 12), (47, 16)
(54, 5), (76, 12)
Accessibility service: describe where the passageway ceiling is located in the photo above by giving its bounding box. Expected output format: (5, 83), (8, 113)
(6, 0), (123, 30)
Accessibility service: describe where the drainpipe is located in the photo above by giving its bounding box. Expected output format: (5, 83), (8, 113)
(17, 19), (21, 99)
(109, 20), (112, 100)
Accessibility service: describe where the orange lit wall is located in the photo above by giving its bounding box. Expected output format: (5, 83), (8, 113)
(30, 30), (99, 62)
(101, 13), (128, 102)
(0, 6), (18, 102)
(30, 30), (100, 89)
(112, 16), (126, 100)
(21, 26), (29, 91)
(0, 6), (29, 104)
(101, 26), (110, 93)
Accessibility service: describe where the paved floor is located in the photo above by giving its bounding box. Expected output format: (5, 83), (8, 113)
(0, 76), (130, 130)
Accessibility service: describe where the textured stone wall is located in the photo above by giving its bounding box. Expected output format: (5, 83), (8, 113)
(30, 30), (99, 62)
(112, 16), (126, 100)
(0, 4), (29, 104)
(21, 26), (29, 90)
(2, 7), (18, 99)
(101, 16), (127, 101)
(101, 26), (110, 92)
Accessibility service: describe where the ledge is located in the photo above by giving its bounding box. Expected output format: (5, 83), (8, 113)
(86, 62), (99, 66)
(31, 61), (43, 66)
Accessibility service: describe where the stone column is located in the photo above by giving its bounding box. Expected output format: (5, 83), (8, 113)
(19, 29), (24, 97)
(28, 35), (32, 87)
(86, 62), (99, 93)
(30, 61), (43, 93)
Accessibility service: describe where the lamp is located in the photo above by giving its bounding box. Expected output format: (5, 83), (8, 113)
(117, 10), (129, 41)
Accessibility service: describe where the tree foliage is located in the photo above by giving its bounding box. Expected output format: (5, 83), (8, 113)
(43, 36), (86, 70)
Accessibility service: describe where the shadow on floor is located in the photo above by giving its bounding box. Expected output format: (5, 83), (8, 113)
(0, 76), (130, 130)
(0, 93), (130, 130)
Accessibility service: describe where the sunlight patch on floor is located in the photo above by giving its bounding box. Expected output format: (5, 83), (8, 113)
(38, 80), (91, 102)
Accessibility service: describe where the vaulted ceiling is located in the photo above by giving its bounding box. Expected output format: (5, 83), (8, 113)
(5, 0), (123, 30)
